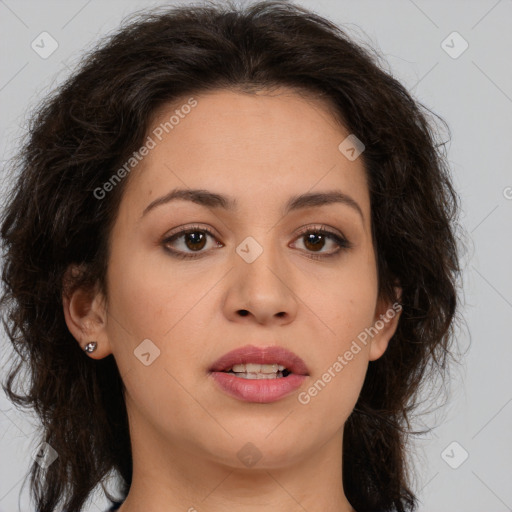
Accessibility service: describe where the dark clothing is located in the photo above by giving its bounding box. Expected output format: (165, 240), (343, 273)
(106, 501), (123, 511)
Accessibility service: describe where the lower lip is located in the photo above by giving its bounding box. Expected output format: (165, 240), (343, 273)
(210, 372), (307, 403)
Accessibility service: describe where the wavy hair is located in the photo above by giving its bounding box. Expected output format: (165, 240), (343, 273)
(0, 1), (464, 511)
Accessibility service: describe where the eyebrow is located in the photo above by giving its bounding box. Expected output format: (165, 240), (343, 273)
(141, 187), (364, 221)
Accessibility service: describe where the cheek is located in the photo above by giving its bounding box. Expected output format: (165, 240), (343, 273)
(106, 238), (198, 336)
(105, 247), (210, 433)
(298, 252), (377, 409)
(303, 256), (378, 346)
(105, 241), (222, 381)
(294, 345), (368, 448)
(298, 302), (371, 426)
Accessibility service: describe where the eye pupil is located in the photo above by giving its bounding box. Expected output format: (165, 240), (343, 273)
(185, 232), (207, 251)
(304, 233), (325, 252)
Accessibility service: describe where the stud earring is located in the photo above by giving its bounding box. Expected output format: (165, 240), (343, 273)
(84, 341), (98, 353)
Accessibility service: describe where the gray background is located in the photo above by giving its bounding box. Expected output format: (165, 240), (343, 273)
(1, 0), (511, 511)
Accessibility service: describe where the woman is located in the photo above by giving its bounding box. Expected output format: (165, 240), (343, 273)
(0, 1), (463, 511)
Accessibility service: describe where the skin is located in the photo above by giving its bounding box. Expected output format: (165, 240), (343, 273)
(63, 88), (402, 512)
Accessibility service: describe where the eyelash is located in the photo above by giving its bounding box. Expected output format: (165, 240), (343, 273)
(162, 224), (352, 261)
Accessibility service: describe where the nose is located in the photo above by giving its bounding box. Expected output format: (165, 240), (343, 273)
(222, 239), (299, 325)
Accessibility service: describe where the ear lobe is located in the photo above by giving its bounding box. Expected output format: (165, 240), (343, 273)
(62, 265), (111, 358)
(368, 288), (403, 361)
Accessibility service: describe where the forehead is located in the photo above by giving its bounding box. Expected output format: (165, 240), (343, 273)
(121, 88), (370, 223)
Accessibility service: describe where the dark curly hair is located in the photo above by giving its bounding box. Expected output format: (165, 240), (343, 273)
(0, 1), (465, 511)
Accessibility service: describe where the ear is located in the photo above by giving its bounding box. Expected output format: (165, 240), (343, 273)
(62, 264), (112, 359)
(368, 285), (403, 361)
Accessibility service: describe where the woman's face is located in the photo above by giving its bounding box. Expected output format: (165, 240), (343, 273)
(74, 88), (400, 472)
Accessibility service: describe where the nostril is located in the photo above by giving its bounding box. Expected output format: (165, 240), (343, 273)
(238, 310), (249, 316)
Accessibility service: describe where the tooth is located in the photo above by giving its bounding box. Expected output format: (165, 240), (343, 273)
(236, 372), (281, 380)
(246, 363), (264, 373)
(261, 363), (280, 373)
(231, 363), (283, 373)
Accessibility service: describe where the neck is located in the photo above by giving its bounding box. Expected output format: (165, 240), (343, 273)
(118, 412), (355, 512)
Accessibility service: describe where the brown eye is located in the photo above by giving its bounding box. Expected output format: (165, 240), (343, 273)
(182, 231), (207, 251)
(302, 232), (327, 252)
(162, 226), (223, 259)
(291, 226), (352, 260)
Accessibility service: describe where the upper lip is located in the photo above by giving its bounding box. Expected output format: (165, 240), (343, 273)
(209, 344), (309, 375)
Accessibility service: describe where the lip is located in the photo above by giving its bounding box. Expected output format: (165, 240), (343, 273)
(209, 344), (309, 403)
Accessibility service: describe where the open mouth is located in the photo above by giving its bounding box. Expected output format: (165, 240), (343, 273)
(224, 363), (292, 379)
(209, 345), (309, 403)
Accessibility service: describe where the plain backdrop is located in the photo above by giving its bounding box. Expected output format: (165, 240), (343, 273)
(0, 1), (511, 511)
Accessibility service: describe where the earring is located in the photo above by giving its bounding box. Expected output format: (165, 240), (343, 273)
(84, 341), (98, 353)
